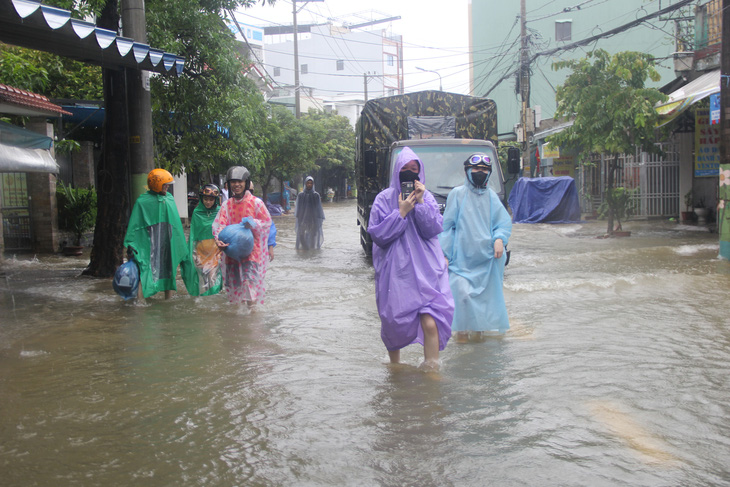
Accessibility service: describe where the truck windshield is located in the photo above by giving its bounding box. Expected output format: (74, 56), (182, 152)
(391, 145), (502, 202)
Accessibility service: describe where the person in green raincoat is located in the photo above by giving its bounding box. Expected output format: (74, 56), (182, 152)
(124, 168), (192, 300)
(186, 184), (223, 296)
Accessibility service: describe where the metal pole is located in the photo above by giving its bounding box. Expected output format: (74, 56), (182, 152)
(416, 66), (442, 91)
(363, 73), (368, 102)
(720, 0), (730, 259)
(293, 0), (300, 118)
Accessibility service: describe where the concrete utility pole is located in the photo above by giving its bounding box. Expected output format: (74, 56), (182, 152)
(292, 0), (324, 118)
(720, 0), (730, 259)
(122, 0), (154, 201)
(293, 0), (301, 118)
(519, 0), (532, 174)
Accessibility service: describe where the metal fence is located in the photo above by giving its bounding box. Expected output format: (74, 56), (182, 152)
(580, 142), (680, 218)
(1, 172), (32, 251)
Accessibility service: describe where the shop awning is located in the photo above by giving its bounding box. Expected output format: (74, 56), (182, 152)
(656, 69), (720, 127)
(0, 0), (184, 76)
(0, 121), (58, 173)
(532, 121), (574, 142)
(0, 142), (58, 173)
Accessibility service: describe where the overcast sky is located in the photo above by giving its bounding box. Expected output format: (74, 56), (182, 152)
(234, 0), (472, 94)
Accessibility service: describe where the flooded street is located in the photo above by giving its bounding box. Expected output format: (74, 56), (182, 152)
(1, 199), (729, 486)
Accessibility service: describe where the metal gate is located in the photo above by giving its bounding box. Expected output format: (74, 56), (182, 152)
(581, 143), (680, 218)
(1, 172), (32, 251)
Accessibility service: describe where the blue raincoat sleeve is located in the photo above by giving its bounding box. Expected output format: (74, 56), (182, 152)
(440, 189), (460, 262)
(268, 220), (277, 247)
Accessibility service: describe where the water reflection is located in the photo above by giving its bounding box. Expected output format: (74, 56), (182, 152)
(1, 202), (730, 485)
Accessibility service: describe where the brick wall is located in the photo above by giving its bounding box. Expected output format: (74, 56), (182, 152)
(25, 119), (59, 253)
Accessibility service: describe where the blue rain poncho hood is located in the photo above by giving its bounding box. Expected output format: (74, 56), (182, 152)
(367, 146), (454, 351)
(439, 172), (512, 332)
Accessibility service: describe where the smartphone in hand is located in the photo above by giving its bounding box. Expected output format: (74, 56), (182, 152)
(401, 181), (414, 199)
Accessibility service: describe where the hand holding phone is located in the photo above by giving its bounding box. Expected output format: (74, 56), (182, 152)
(401, 181), (414, 199)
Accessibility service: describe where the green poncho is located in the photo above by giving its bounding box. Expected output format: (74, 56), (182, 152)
(184, 200), (223, 296)
(123, 191), (191, 298)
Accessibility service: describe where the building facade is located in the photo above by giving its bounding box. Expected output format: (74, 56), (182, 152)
(469, 0), (688, 136)
(263, 24), (404, 113)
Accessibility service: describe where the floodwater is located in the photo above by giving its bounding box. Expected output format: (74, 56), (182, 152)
(1, 199), (729, 486)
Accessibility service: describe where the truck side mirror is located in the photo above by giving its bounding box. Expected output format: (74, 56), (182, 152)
(364, 149), (377, 178)
(507, 147), (521, 174)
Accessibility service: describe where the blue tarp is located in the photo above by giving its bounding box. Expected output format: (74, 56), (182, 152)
(508, 176), (581, 223)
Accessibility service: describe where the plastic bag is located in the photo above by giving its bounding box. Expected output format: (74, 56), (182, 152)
(218, 217), (257, 261)
(113, 260), (140, 300)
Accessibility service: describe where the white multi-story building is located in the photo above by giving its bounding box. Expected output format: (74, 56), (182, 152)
(262, 23), (404, 124)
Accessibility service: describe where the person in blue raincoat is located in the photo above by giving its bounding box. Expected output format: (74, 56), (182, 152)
(439, 152), (512, 342)
(368, 147), (454, 369)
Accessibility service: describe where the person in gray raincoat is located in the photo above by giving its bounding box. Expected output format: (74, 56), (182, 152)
(295, 176), (325, 250)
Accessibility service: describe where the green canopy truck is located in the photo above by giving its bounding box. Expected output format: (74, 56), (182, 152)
(355, 90), (509, 254)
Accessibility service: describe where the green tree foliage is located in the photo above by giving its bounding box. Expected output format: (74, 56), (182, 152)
(0, 46), (102, 101)
(57, 181), (98, 246)
(0, 46), (49, 93)
(497, 140), (520, 176)
(146, 0), (270, 177)
(549, 49), (667, 234)
(257, 105), (321, 198)
(302, 109), (355, 195)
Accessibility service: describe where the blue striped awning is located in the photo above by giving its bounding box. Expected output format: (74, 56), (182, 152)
(0, 0), (184, 76)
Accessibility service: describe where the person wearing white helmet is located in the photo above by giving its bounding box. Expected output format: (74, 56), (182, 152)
(212, 166), (272, 308)
(439, 153), (512, 342)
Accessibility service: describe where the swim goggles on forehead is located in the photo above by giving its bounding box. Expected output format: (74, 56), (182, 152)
(467, 154), (492, 167)
(201, 186), (219, 197)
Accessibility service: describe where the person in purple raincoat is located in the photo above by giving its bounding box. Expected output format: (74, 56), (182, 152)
(367, 147), (454, 369)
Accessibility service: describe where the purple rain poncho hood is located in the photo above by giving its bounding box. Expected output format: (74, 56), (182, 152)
(439, 172), (512, 332)
(367, 147), (454, 351)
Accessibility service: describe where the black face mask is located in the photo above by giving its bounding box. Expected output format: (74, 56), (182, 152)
(470, 170), (490, 187)
(399, 170), (420, 184)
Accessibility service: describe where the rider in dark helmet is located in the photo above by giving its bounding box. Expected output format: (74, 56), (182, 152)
(185, 184), (223, 296)
(213, 166), (272, 308)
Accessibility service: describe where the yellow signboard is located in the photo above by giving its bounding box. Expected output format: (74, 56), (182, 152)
(695, 108), (720, 177)
(553, 157), (575, 178)
(542, 142), (560, 159)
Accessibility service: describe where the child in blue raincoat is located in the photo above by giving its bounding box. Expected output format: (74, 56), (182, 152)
(439, 153), (512, 342)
